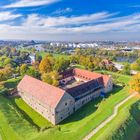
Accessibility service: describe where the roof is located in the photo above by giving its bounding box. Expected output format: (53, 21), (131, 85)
(17, 69), (111, 108)
(73, 68), (111, 86)
(17, 75), (65, 108)
(66, 79), (103, 100)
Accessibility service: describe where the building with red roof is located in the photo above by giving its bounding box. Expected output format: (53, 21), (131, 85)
(17, 68), (113, 125)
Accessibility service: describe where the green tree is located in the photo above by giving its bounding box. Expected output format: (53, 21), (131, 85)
(20, 64), (28, 75)
(121, 64), (131, 75)
(41, 71), (60, 86)
(3, 58), (12, 66)
(54, 57), (70, 72)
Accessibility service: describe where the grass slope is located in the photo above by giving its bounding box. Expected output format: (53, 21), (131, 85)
(90, 98), (140, 140)
(0, 72), (132, 140)
(15, 98), (53, 129)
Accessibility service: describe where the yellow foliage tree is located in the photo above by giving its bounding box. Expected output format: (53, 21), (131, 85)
(41, 71), (60, 86)
(129, 73), (140, 93)
(39, 55), (54, 74)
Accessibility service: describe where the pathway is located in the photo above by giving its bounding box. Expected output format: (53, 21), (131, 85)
(83, 92), (138, 140)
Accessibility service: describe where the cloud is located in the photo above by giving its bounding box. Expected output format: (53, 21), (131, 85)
(0, 11), (21, 21)
(4, 0), (60, 8)
(52, 8), (73, 15)
(130, 5), (140, 8)
(22, 12), (114, 27)
(0, 12), (140, 41)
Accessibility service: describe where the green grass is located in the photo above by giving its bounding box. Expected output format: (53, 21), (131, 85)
(0, 71), (133, 140)
(32, 86), (130, 140)
(90, 97), (140, 140)
(0, 94), (39, 140)
(15, 98), (53, 129)
(95, 70), (131, 84)
(38, 52), (69, 59)
(72, 64), (86, 69)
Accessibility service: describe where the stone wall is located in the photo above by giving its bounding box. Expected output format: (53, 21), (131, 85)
(104, 78), (113, 93)
(18, 88), (56, 124)
(55, 93), (75, 124)
(75, 89), (102, 111)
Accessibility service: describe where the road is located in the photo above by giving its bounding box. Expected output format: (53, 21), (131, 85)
(83, 92), (138, 140)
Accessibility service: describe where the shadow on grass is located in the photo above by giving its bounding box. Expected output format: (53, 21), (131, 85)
(130, 100), (140, 125)
(11, 97), (41, 131)
(60, 85), (123, 125)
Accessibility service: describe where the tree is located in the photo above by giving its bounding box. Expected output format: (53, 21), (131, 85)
(39, 54), (54, 73)
(129, 73), (140, 93)
(3, 58), (12, 66)
(41, 71), (60, 86)
(36, 54), (42, 62)
(54, 57), (70, 72)
(130, 63), (140, 71)
(0, 70), (6, 81)
(20, 64), (28, 75)
(27, 67), (40, 78)
(3, 65), (13, 78)
(121, 64), (131, 75)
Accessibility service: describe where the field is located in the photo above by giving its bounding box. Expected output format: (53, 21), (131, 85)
(0, 71), (134, 140)
(38, 52), (70, 59)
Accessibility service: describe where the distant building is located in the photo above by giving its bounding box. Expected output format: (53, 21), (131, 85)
(29, 54), (36, 64)
(130, 70), (138, 75)
(17, 68), (113, 125)
(113, 62), (124, 71)
(102, 59), (114, 66)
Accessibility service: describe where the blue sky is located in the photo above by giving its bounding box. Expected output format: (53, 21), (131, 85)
(0, 0), (140, 41)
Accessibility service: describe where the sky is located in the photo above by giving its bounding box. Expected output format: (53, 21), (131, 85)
(0, 0), (140, 41)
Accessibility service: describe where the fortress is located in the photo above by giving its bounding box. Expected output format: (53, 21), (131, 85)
(17, 68), (113, 125)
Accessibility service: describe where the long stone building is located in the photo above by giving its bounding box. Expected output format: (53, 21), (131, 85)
(17, 68), (113, 125)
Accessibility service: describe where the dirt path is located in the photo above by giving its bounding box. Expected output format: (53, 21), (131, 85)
(83, 92), (138, 140)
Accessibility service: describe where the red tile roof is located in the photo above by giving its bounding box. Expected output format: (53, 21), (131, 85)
(17, 75), (65, 108)
(73, 68), (110, 86)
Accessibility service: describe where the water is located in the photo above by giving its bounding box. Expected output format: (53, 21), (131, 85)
(116, 56), (137, 63)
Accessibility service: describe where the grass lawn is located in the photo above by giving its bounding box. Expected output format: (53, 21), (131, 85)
(90, 97), (140, 140)
(14, 98), (53, 129)
(72, 64), (86, 69)
(0, 72), (133, 140)
(95, 70), (131, 84)
(0, 94), (39, 140)
(38, 52), (69, 59)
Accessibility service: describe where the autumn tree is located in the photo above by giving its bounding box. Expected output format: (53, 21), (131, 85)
(20, 64), (28, 75)
(41, 71), (60, 86)
(39, 54), (54, 73)
(129, 73), (140, 93)
(130, 63), (140, 71)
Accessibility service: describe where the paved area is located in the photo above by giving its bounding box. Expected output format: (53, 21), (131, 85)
(83, 92), (138, 140)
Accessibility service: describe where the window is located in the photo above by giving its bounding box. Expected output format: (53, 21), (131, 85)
(65, 102), (67, 106)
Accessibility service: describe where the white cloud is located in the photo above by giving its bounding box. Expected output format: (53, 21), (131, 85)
(0, 12), (140, 41)
(52, 8), (73, 15)
(0, 11), (21, 21)
(22, 12), (114, 27)
(4, 0), (60, 8)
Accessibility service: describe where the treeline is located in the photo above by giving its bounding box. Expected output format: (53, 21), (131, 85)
(43, 46), (140, 61)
